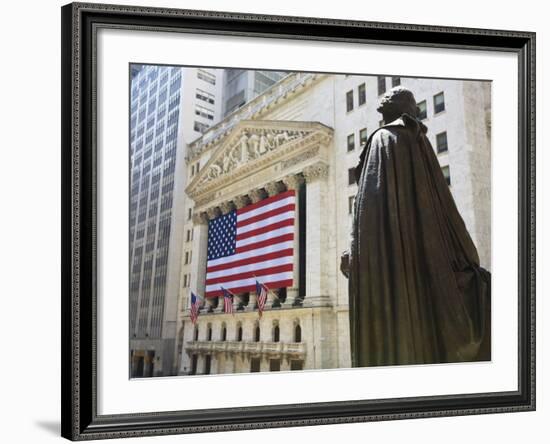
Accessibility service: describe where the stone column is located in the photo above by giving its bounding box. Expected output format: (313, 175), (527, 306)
(280, 357), (291, 372)
(196, 354), (205, 375)
(260, 356), (270, 372)
(248, 292), (257, 312)
(191, 211), (210, 309)
(282, 174), (304, 307)
(302, 162), (330, 307)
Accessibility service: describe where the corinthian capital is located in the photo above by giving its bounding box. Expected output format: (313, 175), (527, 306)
(264, 181), (285, 197)
(282, 174), (305, 191)
(303, 162), (329, 183)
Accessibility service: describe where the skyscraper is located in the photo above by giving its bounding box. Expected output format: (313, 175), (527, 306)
(129, 65), (222, 377)
(222, 69), (288, 116)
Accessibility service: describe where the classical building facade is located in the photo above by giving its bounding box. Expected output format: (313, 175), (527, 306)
(174, 72), (492, 376)
(129, 65), (223, 378)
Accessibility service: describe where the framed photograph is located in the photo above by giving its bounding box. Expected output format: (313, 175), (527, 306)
(61, 2), (535, 440)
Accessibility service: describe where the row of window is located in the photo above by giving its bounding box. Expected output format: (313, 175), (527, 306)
(344, 81), (446, 122)
(193, 320), (302, 344)
(345, 76), (401, 112)
(195, 104), (215, 121)
(197, 69), (216, 85)
(346, 128), (448, 157)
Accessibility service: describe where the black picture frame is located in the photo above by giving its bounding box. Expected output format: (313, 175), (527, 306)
(61, 2), (536, 440)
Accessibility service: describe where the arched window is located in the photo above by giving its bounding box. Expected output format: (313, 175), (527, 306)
(254, 322), (260, 342)
(221, 323), (227, 341)
(207, 324), (212, 341)
(236, 322), (243, 342)
(193, 325), (199, 341)
(294, 323), (302, 343)
(273, 321), (280, 343)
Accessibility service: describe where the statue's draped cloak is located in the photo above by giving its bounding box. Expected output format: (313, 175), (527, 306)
(349, 114), (491, 367)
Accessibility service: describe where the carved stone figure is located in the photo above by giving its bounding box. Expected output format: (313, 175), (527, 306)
(341, 87), (491, 367)
(239, 131), (249, 163)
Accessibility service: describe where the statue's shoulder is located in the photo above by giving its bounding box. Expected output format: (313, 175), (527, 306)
(382, 113), (428, 137)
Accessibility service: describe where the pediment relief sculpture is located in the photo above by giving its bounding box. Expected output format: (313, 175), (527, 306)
(187, 121), (333, 198)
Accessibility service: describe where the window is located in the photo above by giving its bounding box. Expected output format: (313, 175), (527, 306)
(186, 229), (192, 242)
(197, 69), (216, 85)
(348, 167), (357, 185)
(185, 251), (190, 264)
(346, 90), (354, 112)
(204, 355), (211, 375)
(417, 100), (427, 120)
(273, 323), (280, 342)
(221, 324), (227, 341)
(348, 195), (355, 215)
(442, 165), (451, 185)
(269, 359), (281, 372)
(377, 76), (386, 95)
(194, 121), (210, 134)
(188, 208), (192, 220)
(193, 326), (199, 341)
(183, 274), (188, 288)
(436, 131), (448, 153)
(190, 354), (198, 375)
(236, 323), (243, 342)
(392, 76), (401, 87)
(250, 358), (261, 372)
(359, 128), (368, 146)
(294, 324), (302, 342)
(195, 104), (214, 120)
(290, 360), (304, 371)
(207, 324), (212, 341)
(347, 133), (355, 152)
(358, 83), (366, 106)
(434, 92), (445, 114)
(196, 88), (215, 105)
(254, 322), (260, 342)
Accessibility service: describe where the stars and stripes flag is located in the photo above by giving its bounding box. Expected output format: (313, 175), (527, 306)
(189, 292), (201, 324)
(222, 287), (234, 314)
(255, 280), (269, 318)
(205, 189), (295, 298)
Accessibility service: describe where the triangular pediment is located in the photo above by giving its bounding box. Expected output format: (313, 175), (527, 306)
(186, 120), (333, 201)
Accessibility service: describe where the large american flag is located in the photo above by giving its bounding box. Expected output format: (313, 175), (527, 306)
(205, 189), (295, 298)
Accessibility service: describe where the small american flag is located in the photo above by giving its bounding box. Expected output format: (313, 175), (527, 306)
(255, 280), (268, 318)
(205, 190), (295, 298)
(189, 292), (201, 324)
(222, 287), (234, 314)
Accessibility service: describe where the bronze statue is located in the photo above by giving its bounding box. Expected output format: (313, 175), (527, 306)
(341, 87), (491, 367)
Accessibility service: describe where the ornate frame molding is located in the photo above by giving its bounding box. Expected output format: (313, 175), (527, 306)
(61, 2), (535, 440)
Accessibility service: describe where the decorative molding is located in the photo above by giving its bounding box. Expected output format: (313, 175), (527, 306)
(280, 146), (320, 170)
(220, 201), (236, 215)
(233, 195), (251, 209)
(264, 181), (285, 197)
(303, 162), (330, 183)
(249, 188), (267, 203)
(206, 207), (221, 220)
(282, 174), (305, 191)
(191, 212), (208, 225)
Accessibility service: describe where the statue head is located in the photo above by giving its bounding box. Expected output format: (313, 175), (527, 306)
(377, 86), (418, 123)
